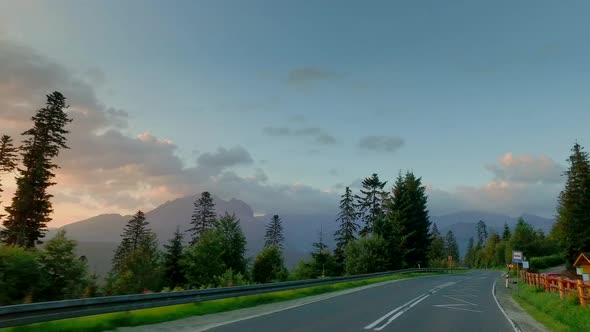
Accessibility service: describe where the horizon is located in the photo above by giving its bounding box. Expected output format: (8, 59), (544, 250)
(2, 1), (587, 226)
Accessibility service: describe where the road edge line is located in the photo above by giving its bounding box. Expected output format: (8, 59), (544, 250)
(492, 278), (521, 332)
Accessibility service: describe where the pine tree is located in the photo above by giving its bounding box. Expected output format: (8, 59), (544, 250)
(2, 92), (72, 247)
(312, 226), (329, 277)
(334, 187), (359, 265)
(112, 211), (149, 272)
(355, 173), (387, 236)
(476, 220), (488, 247)
(216, 212), (247, 274)
(464, 237), (475, 267)
(0, 135), (19, 221)
(553, 142), (590, 266)
(445, 230), (460, 262)
(428, 223), (446, 266)
(502, 222), (511, 241)
(163, 227), (186, 288)
(387, 172), (431, 267)
(264, 214), (284, 249)
(188, 192), (217, 245)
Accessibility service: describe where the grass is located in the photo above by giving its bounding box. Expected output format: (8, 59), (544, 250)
(512, 282), (590, 332)
(1, 271), (458, 332)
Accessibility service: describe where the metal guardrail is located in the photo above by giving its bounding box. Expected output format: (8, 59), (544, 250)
(0, 267), (466, 328)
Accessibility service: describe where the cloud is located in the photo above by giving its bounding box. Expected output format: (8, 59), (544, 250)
(426, 153), (565, 217)
(485, 152), (564, 184)
(196, 146), (253, 175)
(289, 115), (306, 123)
(328, 169), (339, 176)
(287, 67), (341, 86)
(358, 136), (405, 153)
(0, 39), (340, 225)
(262, 126), (338, 145)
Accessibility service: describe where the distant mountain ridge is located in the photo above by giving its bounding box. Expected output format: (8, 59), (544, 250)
(49, 193), (556, 276)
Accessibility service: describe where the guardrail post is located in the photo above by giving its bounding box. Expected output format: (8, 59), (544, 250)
(577, 280), (587, 306)
(535, 274), (539, 288)
(558, 276), (565, 300)
(544, 275), (549, 292)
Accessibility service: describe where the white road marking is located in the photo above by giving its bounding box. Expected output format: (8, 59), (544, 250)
(492, 279), (522, 332)
(363, 294), (427, 330)
(365, 281), (456, 330)
(433, 304), (483, 313)
(373, 294), (431, 331)
(442, 295), (477, 305)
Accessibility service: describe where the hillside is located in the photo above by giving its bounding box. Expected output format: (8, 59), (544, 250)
(49, 194), (556, 276)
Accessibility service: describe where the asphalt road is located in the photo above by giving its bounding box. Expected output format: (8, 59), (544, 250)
(208, 271), (515, 332)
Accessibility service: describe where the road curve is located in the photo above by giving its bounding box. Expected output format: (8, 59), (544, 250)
(208, 271), (515, 332)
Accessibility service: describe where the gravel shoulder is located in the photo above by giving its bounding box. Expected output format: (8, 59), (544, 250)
(494, 272), (548, 332)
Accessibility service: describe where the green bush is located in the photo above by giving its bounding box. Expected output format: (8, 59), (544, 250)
(0, 246), (42, 305)
(530, 254), (565, 270)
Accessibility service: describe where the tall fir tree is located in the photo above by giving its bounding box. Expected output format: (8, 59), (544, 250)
(108, 212), (161, 294)
(334, 187), (359, 265)
(476, 220), (488, 247)
(553, 142), (590, 267)
(387, 171), (431, 267)
(162, 227), (186, 288)
(0, 135), (19, 221)
(2, 92), (72, 247)
(264, 214), (284, 249)
(445, 230), (460, 262)
(216, 212), (247, 274)
(428, 223), (446, 266)
(188, 191), (217, 245)
(464, 237), (475, 267)
(502, 222), (511, 241)
(355, 173), (387, 236)
(312, 226), (329, 277)
(112, 211), (150, 272)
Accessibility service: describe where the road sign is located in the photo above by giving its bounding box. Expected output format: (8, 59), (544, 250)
(523, 261), (529, 269)
(508, 263), (513, 269)
(512, 250), (523, 263)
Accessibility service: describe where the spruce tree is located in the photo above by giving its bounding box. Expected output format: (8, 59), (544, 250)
(476, 220), (488, 247)
(112, 211), (149, 272)
(0, 135), (19, 221)
(312, 226), (330, 277)
(502, 222), (511, 241)
(264, 214), (284, 249)
(464, 237), (475, 267)
(163, 227), (186, 288)
(188, 192), (217, 245)
(445, 230), (460, 261)
(334, 187), (359, 265)
(2, 92), (72, 247)
(553, 143), (590, 266)
(387, 171), (431, 267)
(428, 223), (446, 266)
(355, 173), (387, 236)
(216, 212), (247, 274)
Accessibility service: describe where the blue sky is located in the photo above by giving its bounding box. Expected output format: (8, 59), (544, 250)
(1, 0), (589, 222)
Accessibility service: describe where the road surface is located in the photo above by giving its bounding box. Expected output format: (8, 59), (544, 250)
(208, 271), (515, 332)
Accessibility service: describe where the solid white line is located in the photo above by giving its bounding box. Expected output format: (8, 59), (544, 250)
(433, 305), (483, 313)
(443, 295), (477, 305)
(373, 294), (430, 331)
(492, 279), (521, 332)
(363, 294), (427, 330)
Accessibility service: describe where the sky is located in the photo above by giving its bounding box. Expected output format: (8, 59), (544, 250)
(1, 0), (589, 226)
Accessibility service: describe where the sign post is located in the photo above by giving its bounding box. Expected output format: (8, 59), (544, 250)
(512, 250), (523, 296)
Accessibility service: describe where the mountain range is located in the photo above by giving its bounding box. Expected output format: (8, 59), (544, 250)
(48, 194), (556, 276)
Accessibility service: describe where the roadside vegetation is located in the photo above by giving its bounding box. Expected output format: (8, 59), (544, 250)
(0, 271), (449, 332)
(513, 283), (590, 332)
(2, 92), (438, 307)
